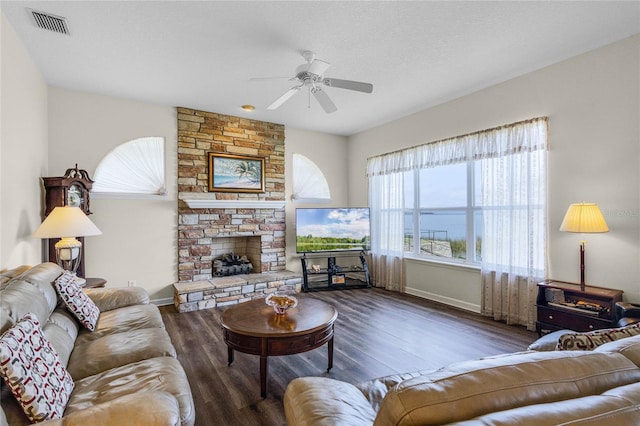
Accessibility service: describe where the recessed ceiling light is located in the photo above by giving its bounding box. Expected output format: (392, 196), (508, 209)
(241, 104), (255, 111)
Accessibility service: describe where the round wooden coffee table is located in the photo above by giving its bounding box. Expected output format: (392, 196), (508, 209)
(220, 296), (337, 398)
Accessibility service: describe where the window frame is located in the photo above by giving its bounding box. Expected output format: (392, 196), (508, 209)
(404, 160), (481, 266)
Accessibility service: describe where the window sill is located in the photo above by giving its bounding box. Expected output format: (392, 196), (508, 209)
(404, 254), (481, 271)
(91, 192), (168, 200)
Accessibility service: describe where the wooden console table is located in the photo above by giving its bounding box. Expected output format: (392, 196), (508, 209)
(220, 297), (337, 398)
(536, 280), (623, 336)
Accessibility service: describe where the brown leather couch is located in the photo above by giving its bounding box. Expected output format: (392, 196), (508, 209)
(0, 263), (195, 426)
(284, 332), (640, 425)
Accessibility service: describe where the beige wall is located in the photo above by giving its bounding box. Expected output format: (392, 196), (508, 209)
(284, 127), (349, 273)
(0, 14), (49, 268)
(47, 88), (177, 302)
(348, 35), (640, 307)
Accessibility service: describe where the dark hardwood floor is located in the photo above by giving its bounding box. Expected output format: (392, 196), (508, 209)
(159, 288), (538, 426)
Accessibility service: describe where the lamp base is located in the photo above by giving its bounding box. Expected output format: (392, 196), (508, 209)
(579, 241), (586, 292)
(55, 237), (83, 274)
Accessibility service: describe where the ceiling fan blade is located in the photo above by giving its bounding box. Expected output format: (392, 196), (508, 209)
(308, 59), (331, 76)
(323, 78), (373, 93)
(267, 86), (301, 110)
(312, 87), (337, 114)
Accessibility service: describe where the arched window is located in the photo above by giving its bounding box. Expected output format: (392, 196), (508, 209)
(291, 153), (330, 202)
(92, 137), (166, 198)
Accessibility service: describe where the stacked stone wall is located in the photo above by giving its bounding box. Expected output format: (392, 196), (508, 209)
(177, 107), (286, 282)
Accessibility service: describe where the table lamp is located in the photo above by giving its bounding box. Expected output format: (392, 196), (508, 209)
(559, 203), (609, 291)
(33, 206), (102, 275)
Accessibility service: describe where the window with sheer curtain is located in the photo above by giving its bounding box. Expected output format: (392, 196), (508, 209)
(367, 117), (548, 329)
(92, 137), (166, 198)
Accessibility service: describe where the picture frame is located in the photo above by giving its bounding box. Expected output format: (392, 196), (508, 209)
(208, 152), (265, 193)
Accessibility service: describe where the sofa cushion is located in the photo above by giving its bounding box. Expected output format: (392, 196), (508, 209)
(373, 351), (640, 426)
(1, 281), (53, 334)
(528, 329), (572, 351)
(66, 357), (195, 426)
(557, 322), (640, 351)
(84, 286), (150, 311)
(0, 313), (74, 422)
(34, 391), (183, 426)
(75, 303), (165, 343)
(67, 328), (177, 380)
(15, 263), (63, 312)
(453, 381), (640, 425)
(54, 272), (100, 331)
(595, 334), (640, 367)
(357, 370), (429, 412)
(0, 265), (31, 288)
(284, 377), (377, 426)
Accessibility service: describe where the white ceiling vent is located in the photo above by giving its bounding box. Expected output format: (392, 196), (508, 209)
(28, 9), (70, 35)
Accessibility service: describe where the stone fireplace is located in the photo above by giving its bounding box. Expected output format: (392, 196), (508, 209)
(173, 108), (300, 312)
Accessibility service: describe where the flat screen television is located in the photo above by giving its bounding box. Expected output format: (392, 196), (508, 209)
(296, 208), (371, 253)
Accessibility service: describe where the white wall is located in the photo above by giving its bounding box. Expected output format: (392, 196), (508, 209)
(348, 35), (640, 306)
(0, 14), (48, 268)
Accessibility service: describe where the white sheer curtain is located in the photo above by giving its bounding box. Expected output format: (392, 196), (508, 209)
(480, 119), (548, 330)
(92, 137), (166, 196)
(367, 171), (405, 291)
(367, 118), (548, 320)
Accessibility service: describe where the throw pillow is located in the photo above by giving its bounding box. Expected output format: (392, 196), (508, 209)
(0, 312), (74, 422)
(54, 271), (100, 331)
(556, 322), (640, 351)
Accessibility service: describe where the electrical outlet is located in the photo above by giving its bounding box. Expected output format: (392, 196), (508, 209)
(127, 280), (136, 287)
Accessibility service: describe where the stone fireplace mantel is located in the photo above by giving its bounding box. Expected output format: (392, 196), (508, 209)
(179, 193), (286, 209)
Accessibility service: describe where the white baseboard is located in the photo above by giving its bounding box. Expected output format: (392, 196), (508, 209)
(405, 287), (481, 313)
(151, 297), (173, 306)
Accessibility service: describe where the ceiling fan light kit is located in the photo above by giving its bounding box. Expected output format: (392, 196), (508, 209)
(261, 51), (373, 114)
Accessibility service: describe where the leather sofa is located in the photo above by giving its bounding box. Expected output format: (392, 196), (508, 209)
(284, 331), (640, 425)
(0, 263), (195, 426)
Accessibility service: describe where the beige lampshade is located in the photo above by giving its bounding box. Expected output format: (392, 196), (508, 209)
(33, 206), (102, 239)
(559, 203), (609, 233)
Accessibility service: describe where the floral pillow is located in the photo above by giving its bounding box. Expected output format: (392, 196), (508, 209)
(556, 322), (640, 351)
(0, 312), (75, 422)
(54, 271), (100, 331)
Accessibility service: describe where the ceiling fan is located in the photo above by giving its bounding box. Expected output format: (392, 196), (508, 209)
(254, 51), (373, 114)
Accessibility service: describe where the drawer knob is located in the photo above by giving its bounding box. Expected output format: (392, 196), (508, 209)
(548, 315), (553, 320)
(589, 325), (594, 329)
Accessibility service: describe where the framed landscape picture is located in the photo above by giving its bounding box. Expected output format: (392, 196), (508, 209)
(208, 152), (265, 193)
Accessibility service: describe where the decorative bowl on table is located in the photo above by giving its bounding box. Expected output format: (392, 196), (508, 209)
(265, 292), (298, 315)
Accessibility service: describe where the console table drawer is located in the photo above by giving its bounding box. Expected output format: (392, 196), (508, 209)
(537, 306), (611, 331)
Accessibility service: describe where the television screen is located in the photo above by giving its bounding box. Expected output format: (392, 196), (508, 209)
(296, 208), (371, 253)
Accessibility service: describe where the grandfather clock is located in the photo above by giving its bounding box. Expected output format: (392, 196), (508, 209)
(42, 164), (94, 277)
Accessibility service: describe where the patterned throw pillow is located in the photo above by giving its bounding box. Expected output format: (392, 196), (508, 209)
(54, 271), (100, 331)
(556, 322), (640, 351)
(0, 313), (74, 422)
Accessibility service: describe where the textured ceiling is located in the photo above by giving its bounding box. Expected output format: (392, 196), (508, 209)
(2, 1), (639, 136)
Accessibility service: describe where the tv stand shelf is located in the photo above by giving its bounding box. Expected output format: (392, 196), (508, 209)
(301, 251), (371, 292)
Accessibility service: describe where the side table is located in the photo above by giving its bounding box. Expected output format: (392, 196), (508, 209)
(536, 280), (623, 336)
(83, 277), (107, 288)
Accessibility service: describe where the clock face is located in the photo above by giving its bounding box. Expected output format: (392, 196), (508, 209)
(67, 185), (83, 207)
